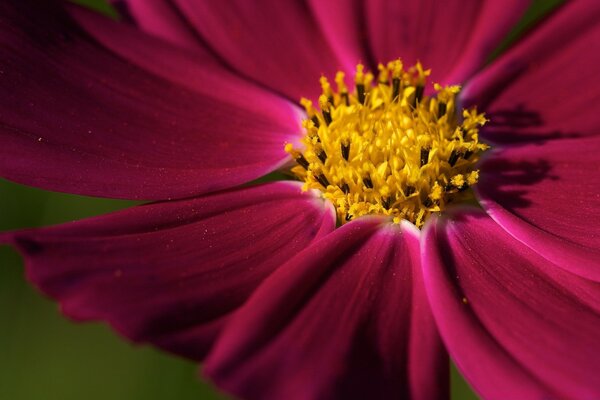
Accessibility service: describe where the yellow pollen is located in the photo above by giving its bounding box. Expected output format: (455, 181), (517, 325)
(286, 60), (489, 228)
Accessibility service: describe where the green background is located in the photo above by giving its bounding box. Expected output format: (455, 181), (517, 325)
(0, 1), (560, 399)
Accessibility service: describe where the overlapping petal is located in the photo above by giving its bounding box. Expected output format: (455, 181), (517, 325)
(307, 0), (373, 71)
(205, 219), (448, 400)
(464, 0), (600, 143)
(0, 182), (335, 361)
(0, 1), (301, 201)
(171, 0), (345, 101)
(477, 137), (600, 281)
(423, 210), (600, 399)
(108, 0), (202, 50)
(365, 0), (529, 84)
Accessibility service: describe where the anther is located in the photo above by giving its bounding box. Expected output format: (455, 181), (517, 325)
(463, 150), (473, 160)
(420, 147), (430, 167)
(405, 186), (415, 197)
(423, 198), (434, 208)
(355, 64), (367, 105)
(392, 77), (401, 101)
(340, 182), (350, 194)
(317, 149), (327, 164)
(357, 83), (366, 104)
(412, 85), (424, 107)
(341, 92), (350, 106)
(416, 85), (424, 102)
(322, 110), (332, 126)
(341, 142), (350, 161)
(295, 154), (309, 170)
(363, 176), (373, 189)
(315, 173), (330, 188)
(382, 196), (393, 209)
(311, 115), (320, 128)
(345, 213), (352, 221)
(317, 149), (327, 163)
(390, 59), (403, 101)
(448, 149), (461, 167)
(438, 102), (447, 119)
(319, 95), (332, 126)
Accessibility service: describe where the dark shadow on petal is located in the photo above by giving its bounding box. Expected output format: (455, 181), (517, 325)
(480, 154), (557, 211)
(476, 105), (575, 211)
(487, 104), (542, 128)
(482, 105), (583, 145)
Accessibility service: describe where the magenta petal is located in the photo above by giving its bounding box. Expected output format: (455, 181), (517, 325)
(365, 0), (528, 83)
(205, 219), (448, 400)
(109, 0), (202, 50)
(422, 210), (600, 399)
(477, 137), (600, 281)
(0, 2), (300, 200)
(172, 0), (344, 101)
(308, 0), (373, 70)
(464, 0), (600, 143)
(1, 182), (335, 361)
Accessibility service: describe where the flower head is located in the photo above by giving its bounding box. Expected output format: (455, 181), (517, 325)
(286, 62), (488, 226)
(1, 1), (600, 399)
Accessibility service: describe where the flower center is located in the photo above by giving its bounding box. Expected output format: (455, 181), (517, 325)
(285, 60), (489, 228)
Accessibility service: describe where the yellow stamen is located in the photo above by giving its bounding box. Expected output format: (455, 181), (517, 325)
(286, 60), (489, 228)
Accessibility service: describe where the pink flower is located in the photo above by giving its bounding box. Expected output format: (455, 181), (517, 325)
(1, 0), (600, 399)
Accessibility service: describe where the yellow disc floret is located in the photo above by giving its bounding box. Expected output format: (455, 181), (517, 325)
(286, 60), (489, 228)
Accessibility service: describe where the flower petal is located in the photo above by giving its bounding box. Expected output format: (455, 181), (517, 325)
(477, 137), (600, 281)
(307, 0), (373, 70)
(0, 182), (335, 361)
(464, 0), (600, 143)
(365, 0), (528, 84)
(108, 0), (203, 50)
(205, 219), (448, 400)
(0, 1), (300, 200)
(422, 210), (600, 399)
(172, 0), (345, 101)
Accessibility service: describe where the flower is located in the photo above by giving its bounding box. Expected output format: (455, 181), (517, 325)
(1, 0), (600, 399)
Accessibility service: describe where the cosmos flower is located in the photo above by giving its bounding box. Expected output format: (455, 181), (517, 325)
(1, 0), (599, 399)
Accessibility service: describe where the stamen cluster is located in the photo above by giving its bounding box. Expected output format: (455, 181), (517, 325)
(285, 60), (488, 228)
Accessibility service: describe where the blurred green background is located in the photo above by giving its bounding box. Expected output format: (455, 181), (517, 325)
(0, 1), (560, 399)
